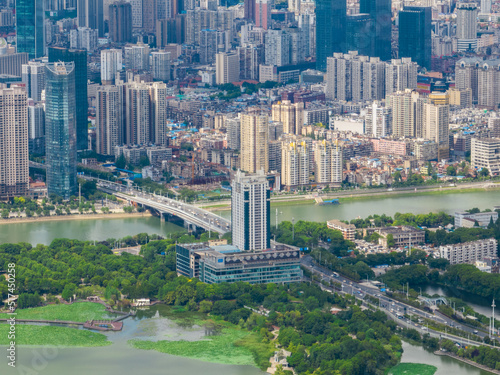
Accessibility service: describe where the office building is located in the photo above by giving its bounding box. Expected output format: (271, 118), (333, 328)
(77, 0), (104, 37)
(176, 241), (302, 284)
(48, 47), (88, 151)
(281, 139), (309, 187)
(0, 51), (29, 77)
(398, 7), (431, 70)
(96, 85), (124, 156)
(346, 14), (373, 58)
(315, 0), (346, 71)
(215, 52), (239, 84)
(240, 113), (269, 173)
(150, 51), (170, 81)
(101, 49), (123, 85)
(45, 62), (77, 200)
(0, 85), (28, 199)
(232, 170), (271, 251)
(456, 3), (478, 51)
(314, 140), (343, 184)
(22, 61), (45, 101)
(16, 0), (44, 59)
(109, 1), (133, 43)
(27, 100), (45, 154)
(471, 137), (500, 175)
(359, 0), (391, 61)
(327, 219), (356, 240)
(440, 238), (497, 265)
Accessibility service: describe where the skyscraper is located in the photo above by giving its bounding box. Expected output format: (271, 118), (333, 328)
(359, 0), (392, 61)
(77, 0), (104, 37)
(231, 170), (271, 251)
(109, 1), (133, 43)
(315, 0), (346, 71)
(96, 85), (124, 155)
(240, 113), (269, 173)
(0, 84), (28, 199)
(15, 0), (44, 59)
(48, 47), (88, 151)
(398, 7), (431, 70)
(346, 14), (373, 58)
(45, 62), (77, 200)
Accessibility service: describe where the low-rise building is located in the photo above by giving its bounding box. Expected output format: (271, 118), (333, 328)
(374, 226), (425, 248)
(327, 219), (356, 241)
(455, 210), (499, 227)
(439, 238), (498, 265)
(176, 242), (302, 284)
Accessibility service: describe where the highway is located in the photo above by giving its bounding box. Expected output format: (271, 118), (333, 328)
(301, 255), (499, 349)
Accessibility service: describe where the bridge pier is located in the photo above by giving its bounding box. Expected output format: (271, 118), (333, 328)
(160, 212), (165, 222)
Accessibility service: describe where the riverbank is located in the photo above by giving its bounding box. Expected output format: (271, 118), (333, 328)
(434, 351), (500, 375)
(200, 183), (500, 212)
(0, 211), (152, 225)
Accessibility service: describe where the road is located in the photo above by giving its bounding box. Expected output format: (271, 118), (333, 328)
(301, 255), (499, 349)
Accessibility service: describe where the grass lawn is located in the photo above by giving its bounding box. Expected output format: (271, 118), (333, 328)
(130, 324), (274, 370)
(0, 302), (108, 323)
(0, 325), (111, 347)
(387, 363), (437, 375)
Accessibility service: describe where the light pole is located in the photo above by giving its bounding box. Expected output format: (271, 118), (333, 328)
(292, 217), (295, 241)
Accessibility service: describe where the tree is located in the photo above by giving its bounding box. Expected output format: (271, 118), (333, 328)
(115, 154), (127, 169)
(479, 168), (490, 177)
(1, 209), (9, 219)
(61, 283), (77, 301)
(446, 166), (457, 176)
(386, 234), (395, 248)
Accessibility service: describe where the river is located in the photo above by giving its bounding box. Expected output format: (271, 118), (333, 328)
(1, 189), (499, 245)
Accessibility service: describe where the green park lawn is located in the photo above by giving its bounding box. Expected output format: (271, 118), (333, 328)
(0, 325), (111, 347)
(388, 363), (437, 375)
(0, 302), (108, 323)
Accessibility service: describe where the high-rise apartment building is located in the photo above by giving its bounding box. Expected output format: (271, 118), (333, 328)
(124, 42), (150, 70)
(0, 85), (28, 199)
(45, 62), (77, 200)
(359, 0), (391, 61)
(77, 0), (104, 37)
(281, 139), (309, 187)
(315, 0), (346, 71)
(237, 45), (264, 81)
(101, 49), (123, 85)
(16, 0), (44, 59)
(456, 58), (500, 108)
(96, 85), (124, 155)
(314, 140), (343, 184)
(215, 52), (239, 84)
(365, 101), (392, 137)
(386, 89), (425, 138)
(226, 118), (241, 150)
(150, 51), (170, 81)
(231, 170), (271, 251)
(481, 0), (491, 13)
(22, 61), (45, 101)
(48, 47), (88, 151)
(385, 58), (418, 95)
(298, 13), (316, 59)
(456, 3), (478, 51)
(255, 0), (271, 29)
(240, 113), (269, 173)
(109, 1), (133, 43)
(471, 138), (500, 174)
(398, 7), (431, 70)
(70, 27), (98, 52)
(272, 100), (303, 135)
(423, 102), (450, 160)
(244, 0), (255, 21)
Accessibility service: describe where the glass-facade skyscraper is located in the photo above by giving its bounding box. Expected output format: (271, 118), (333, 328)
(398, 7), (431, 70)
(48, 47), (88, 151)
(360, 0), (392, 61)
(16, 0), (44, 59)
(45, 62), (77, 200)
(315, 0), (346, 71)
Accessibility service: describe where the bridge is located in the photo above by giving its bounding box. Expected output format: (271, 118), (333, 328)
(88, 177), (231, 234)
(418, 296), (448, 307)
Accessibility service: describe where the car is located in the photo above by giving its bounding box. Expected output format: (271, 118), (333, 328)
(473, 330), (479, 334)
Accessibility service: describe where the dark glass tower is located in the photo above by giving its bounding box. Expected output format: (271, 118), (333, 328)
(315, 0), (346, 71)
(346, 14), (373, 57)
(15, 0), (44, 59)
(360, 0), (392, 60)
(398, 7), (431, 70)
(48, 47), (88, 151)
(45, 62), (77, 200)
